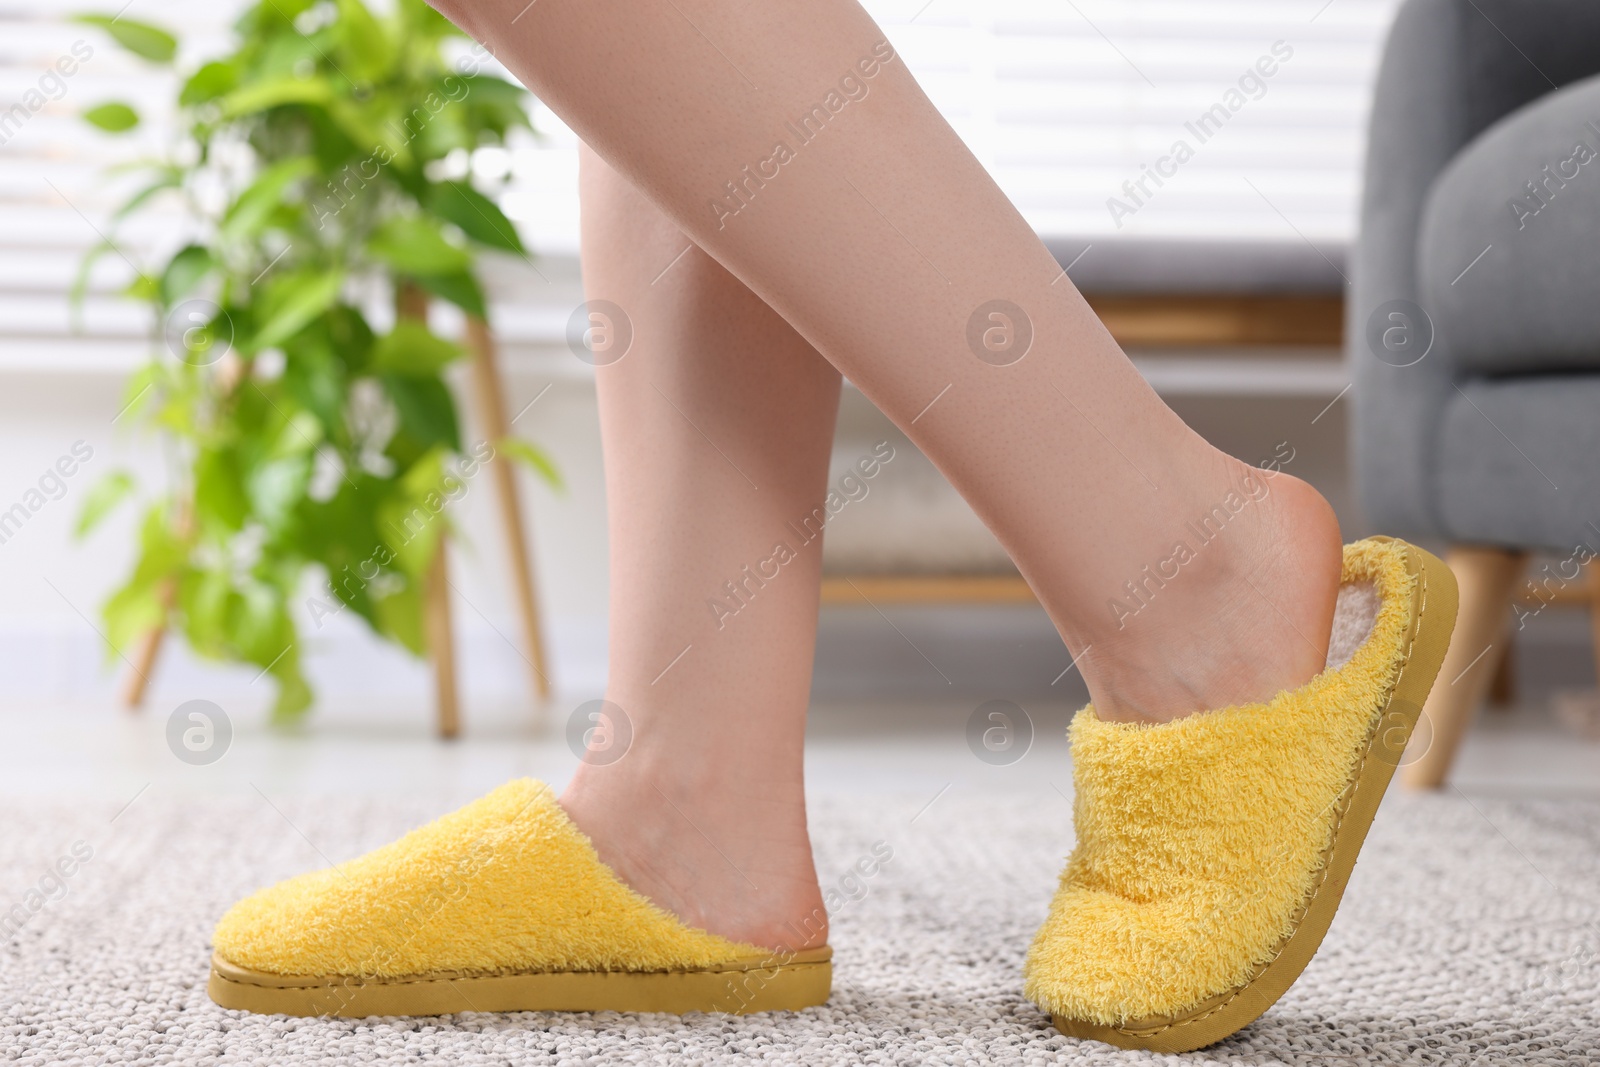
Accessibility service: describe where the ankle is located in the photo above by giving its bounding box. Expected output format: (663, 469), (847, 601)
(1075, 458), (1343, 723)
(559, 759), (827, 952)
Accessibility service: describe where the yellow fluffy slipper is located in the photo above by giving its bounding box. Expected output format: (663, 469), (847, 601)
(208, 779), (830, 1017)
(1025, 537), (1458, 1052)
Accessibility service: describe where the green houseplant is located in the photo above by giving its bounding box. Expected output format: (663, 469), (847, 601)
(76, 0), (557, 721)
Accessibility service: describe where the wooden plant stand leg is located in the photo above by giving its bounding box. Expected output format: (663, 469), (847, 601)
(119, 602), (166, 709)
(424, 541), (461, 740)
(397, 282), (463, 736)
(1403, 546), (1525, 790)
(119, 504), (191, 710)
(465, 317), (552, 702)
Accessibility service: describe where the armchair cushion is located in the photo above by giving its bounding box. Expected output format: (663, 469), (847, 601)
(1418, 74), (1600, 377)
(1436, 375), (1600, 551)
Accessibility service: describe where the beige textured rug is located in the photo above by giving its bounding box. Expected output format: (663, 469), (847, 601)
(3, 786), (1597, 1065)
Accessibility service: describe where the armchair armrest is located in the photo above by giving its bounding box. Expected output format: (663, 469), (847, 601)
(1350, 0), (1600, 537)
(1349, 0), (1477, 538)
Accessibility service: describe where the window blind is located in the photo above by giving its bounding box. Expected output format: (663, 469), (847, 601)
(880, 0), (1402, 241)
(0, 0), (1402, 370)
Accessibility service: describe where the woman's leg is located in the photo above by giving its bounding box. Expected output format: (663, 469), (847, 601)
(435, 0), (1343, 725)
(561, 146), (840, 950)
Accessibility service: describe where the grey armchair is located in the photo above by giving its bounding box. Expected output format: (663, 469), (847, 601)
(1351, 0), (1600, 787)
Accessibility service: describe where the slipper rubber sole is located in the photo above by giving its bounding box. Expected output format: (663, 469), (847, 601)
(208, 946), (832, 1017)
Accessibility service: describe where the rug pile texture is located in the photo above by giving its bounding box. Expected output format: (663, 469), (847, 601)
(3, 787), (1596, 1065)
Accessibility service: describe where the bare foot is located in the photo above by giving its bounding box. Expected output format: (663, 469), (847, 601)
(558, 753), (828, 953)
(1077, 456), (1344, 724)
(555, 460), (1339, 942)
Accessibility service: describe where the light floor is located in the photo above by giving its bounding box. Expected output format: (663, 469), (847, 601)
(5, 688), (1599, 820)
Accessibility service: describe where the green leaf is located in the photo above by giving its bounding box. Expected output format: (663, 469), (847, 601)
(270, 663), (314, 723)
(454, 74), (534, 141)
(231, 581), (290, 664)
(123, 273), (159, 303)
(497, 436), (563, 491)
(325, 97), (399, 157)
(75, 470), (136, 537)
(406, 101), (473, 158)
(382, 375), (461, 458)
(281, 336), (347, 438)
(68, 238), (124, 326)
(101, 504), (186, 653)
(250, 269), (344, 351)
(249, 454), (313, 532)
(295, 477), (393, 623)
(334, 0), (391, 83)
(179, 60), (239, 106)
(454, 74), (529, 106)
(194, 448), (249, 530)
(271, 409), (325, 459)
(427, 181), (525, 255)
(367, 216), (471, 276)
(324, 305), (376, 374)
(113, 171), (180, 220)
(83, 102), (140, 133)
(160, 245), (213, 306)
(378, 448), (450, 577)
(253, 18), (322, 75)
(73, 15), (177, 63)
(412, 271), (486, 319)
(219, 76), (334, 119)
(103, 579), (166, 657)
(371, 579), (425, 656)
(238, 0), (318, 38)
(181, 565), (232, 656)
(222, 156), (315, 242)
(113, 364), (159, 424)
(369, 321), (464, 376)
